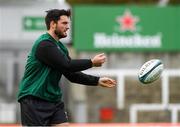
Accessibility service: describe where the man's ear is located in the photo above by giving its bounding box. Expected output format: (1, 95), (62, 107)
(50, 21), (57, 30)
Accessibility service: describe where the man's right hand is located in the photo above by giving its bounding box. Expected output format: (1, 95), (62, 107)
(91, 53), (106, 67)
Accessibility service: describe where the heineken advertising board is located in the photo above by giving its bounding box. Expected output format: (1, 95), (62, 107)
(73, 6), (180, 52)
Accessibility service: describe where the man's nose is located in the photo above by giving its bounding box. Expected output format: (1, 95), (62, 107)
(66, 24), (70, 29)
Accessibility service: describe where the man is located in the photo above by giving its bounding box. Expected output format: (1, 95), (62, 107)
(17, 9), (116, 126)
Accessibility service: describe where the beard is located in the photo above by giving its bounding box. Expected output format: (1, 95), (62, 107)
(54, 27), (67, 39)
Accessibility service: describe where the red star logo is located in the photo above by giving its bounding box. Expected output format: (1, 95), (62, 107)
(116, 9), (139, 32)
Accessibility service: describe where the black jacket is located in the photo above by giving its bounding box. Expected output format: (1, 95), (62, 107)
(35, 40), (99, 86)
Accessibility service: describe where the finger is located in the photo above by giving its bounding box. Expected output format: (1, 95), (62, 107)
(100, 55), (106, 58)
(100, 81), (111, 87)
(111, 80), (117, 84)
(105, 78), (116, 84)
(108, 79), (117, 84)
(106, 84), (115, 88)
(99, 55), (106, 60)
(101, 82), (116, 88)
(98, 53), (105, 56)
(99, 56), (106, 61)
(105, 82), (116, 87)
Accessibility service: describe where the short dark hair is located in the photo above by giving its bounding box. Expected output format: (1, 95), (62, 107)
(45, 9), (71, 30)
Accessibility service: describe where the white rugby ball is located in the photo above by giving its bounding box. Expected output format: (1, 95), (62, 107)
(138, 59), (163, 84)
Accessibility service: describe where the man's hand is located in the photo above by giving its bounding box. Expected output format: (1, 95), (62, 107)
(91, 53), (106, 67)
(98, 77), (116, 88)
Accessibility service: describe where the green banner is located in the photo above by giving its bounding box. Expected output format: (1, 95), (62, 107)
(73, 6), (180, 52)
(23, 16), (46, 31)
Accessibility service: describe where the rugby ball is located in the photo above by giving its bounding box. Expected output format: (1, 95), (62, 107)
(138, 59), (163, 84)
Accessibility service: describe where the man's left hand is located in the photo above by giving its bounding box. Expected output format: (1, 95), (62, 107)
(98, 77), (116, 88)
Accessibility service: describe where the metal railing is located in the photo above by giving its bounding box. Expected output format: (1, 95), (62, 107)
(86, 69), (180, 123)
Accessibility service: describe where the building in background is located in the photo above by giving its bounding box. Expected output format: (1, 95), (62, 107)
(0, 0), (180, 125)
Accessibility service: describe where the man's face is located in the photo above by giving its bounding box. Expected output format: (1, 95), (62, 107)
(54, 15), (70, 39)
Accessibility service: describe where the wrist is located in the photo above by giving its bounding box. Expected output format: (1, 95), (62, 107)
(97, 77), (100, 86)
(90, 59), (94, 67)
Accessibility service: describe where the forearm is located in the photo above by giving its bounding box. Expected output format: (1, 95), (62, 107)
(63, 71), (99, 86)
